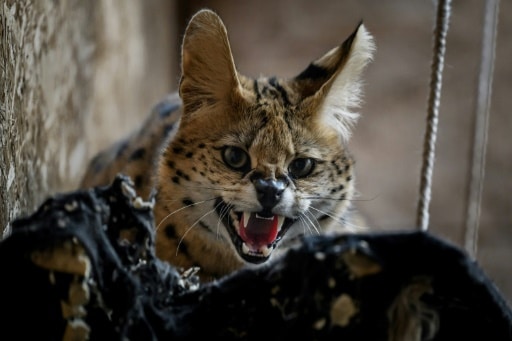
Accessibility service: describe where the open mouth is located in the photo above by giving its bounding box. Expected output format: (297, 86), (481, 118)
(215, 198), (295, 264)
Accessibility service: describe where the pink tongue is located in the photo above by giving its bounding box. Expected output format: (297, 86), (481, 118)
(239, 213), (278, 249)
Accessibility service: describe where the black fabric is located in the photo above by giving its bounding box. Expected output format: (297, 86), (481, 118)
(1, 174), (511, 340)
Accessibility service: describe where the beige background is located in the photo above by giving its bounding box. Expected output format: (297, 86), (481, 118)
(1, 1), (510, 302)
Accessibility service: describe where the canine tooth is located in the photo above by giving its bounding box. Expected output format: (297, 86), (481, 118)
(242, 242), (250, 255)
(277, 215), (285, 231)
(261, 245), (273, 257)
(243, 212), (250, 228)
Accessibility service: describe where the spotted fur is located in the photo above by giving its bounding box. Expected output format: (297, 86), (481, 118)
(81, 9), (375, 281)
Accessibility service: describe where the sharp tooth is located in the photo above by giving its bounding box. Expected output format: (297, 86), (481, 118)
(261, 245), (273, 257)
(277, 215), (285, 231)
(255, 213), (274, 220)
(242, 242), (250, 255)
(243, 212), (251, 228)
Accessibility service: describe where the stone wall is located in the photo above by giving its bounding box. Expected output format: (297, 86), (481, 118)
(0, 0), (177, 233)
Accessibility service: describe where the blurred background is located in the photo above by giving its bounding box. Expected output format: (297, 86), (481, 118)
(1, 0), (510, 302)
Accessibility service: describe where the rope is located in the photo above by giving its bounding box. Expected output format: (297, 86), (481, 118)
(463, 0), (500, 258)
(416, 0), (452, 232)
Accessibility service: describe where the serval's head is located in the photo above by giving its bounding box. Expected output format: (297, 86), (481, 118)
(157, 9), (374, 271)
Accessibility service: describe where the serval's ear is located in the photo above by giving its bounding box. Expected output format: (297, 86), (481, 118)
(179, 9), (242, 118)
(295, 22), (375, 142)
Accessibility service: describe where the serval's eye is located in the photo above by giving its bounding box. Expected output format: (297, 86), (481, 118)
(288, 158), (315, 178)
(222, 146), (250, 172)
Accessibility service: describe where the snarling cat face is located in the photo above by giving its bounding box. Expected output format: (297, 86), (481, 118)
(156, 10), (374, 274)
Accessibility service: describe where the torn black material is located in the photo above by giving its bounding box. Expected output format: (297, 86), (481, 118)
(1, 174), (511, 340)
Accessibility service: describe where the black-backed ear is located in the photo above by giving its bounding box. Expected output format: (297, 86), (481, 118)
(295, 22), (375, 142)
(179, 9), (241, 116)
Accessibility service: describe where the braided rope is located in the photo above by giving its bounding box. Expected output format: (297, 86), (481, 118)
(416, 0), (452, 231)
(463, 0), (500, 258)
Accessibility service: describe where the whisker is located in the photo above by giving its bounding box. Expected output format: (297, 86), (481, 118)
(308, 205), (340, 221)
(176, 201), (222, 256)
(301, 194), (378, 202)
(156, 197), (217, 230)
(298, 215), (308, 235)
(341, 216), (370, 231)
(216, 201), (233, 240)
(300, 211), (321, 235)
(309, 206), (370, 231)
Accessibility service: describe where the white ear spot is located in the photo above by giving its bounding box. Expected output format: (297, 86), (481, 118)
(319, 25), (375, 142)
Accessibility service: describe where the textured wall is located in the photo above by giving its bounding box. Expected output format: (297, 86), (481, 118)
(0, 0), (176, 234)
(0, 0), (95, 233)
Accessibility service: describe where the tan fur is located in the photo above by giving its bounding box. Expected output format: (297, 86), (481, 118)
(80, 9), (375, 281)
(387, 277), (439, 341)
